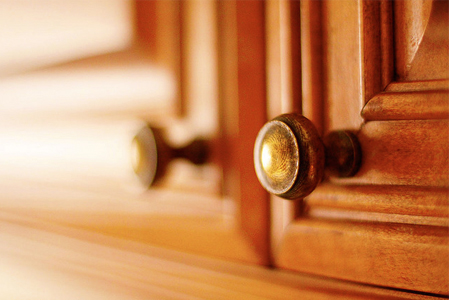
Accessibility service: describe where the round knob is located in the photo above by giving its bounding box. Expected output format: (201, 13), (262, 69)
(132, 124), (209, 187)
(254, 114), (361, 200)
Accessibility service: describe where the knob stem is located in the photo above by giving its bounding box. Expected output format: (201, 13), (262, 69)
(132, 124), (209, 188)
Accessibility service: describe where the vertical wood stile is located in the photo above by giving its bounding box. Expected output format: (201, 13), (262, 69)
(234, 0), (270, 264)
(265, 0), (302, 257)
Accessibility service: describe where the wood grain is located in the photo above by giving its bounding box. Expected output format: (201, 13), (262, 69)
(322, 0), (364, 131)
(265, 0), (301, 251)
(335, 120), (449, 187)
(277, 218), (449, 295)
(274, 0), (449, 296)
(362, 90), (449, 121)
(307, 207), (449, 227)
(394, 0), (433, 81)
(395, 0), (449, 81)
(0, 213), (437, 300)
(361, 0), (394, 101)
(300, 0), (324, 135)
(308, 183), (449, 220)
(232, 0), (270, 264)
(386, 79), (449, 92)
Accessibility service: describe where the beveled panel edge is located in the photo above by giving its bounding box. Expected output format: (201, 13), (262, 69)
(276, 218), (449, 296)
(361, 0), (394, 102)
(307, 183), (449, 220)
(386, 79), (449, 92)
(335, 119), (449, 188)
(362, 88), (449, 121)
(307, 207), (449, 227)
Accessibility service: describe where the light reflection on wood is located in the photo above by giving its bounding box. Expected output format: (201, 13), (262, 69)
(0, 213), (430, 299)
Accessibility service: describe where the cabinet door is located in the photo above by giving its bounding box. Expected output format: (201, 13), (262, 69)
(266, 0), (449, 296)
(0, 0), (272, 266)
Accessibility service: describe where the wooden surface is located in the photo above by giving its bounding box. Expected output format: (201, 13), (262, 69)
(395, 0), (449, 81)
(233, 0), (271, 264)
(362, 89), (449, 121)
(394, 0), (433, 80)
(300, 0), (324, 135)
(0, 212), (437, 300)
(0, 182), (263, 264)
(322, 0), (364, 131)
(345, 119), (449, 186)
(1, 0), (448, 297)
(275, 0), (449, 295)
(308, 183), (449, 222)
(0, 0), (269, 269)
(361, 0), (394, 101)
(404, 0), (448, 81)
(277, 218), (449, 295)
(265, 0), (302, 255)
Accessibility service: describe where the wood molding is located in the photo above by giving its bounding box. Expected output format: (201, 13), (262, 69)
(335, 119), (449, 187)
(308, 183), (449, 220)
(395, 0), (449, 81)
(274, 1), (449, 295)
(276, 218), (449, 295)
(265, 0), (303, 258)
(362, 89), (449, 121)
(300, 0), (324, 134)
(217, 0), (270, 264)
(386, 79), (449, 92)
(361, 0), (394, 101)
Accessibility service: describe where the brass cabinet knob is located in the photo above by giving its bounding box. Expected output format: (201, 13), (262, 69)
(254, 113), (361, 200)
(132, 124), (209, 187)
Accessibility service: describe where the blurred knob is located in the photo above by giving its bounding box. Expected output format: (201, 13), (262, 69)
(132, 124), (209, 187)
(254, 114), (361, 200)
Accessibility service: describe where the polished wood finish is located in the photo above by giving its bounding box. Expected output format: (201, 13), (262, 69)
(395, 0), (449, 81)
(362, 89), (449, 121)
(308, 183), (449, 222)
(361, 0), (394, 101)
(132, 0), (272, 264)
(233, 0), (270, 263)
(322, 0), (365, 131)
(347, 120), (449, 187)
(275, 0), (449, 295)
(265, 0), (302, 251)
(0, 211), (437, 300)
(277, 218), (449, 295)
(1, 0), (448, 298)
(300, 0), (324, 134)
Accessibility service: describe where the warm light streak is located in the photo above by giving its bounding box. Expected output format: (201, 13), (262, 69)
(0, 63), (176, 120)
(0, 120), (145, 193)
(0, 0), (133, 76)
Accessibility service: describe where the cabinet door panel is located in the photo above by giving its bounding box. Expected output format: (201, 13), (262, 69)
(274, 0), (449, 295)
(278, 219), (449, 295)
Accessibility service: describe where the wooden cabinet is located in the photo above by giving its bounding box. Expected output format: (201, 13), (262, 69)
(212, 0), (449, 296)
(0, 0), (447, 298)
(265, 0), (449, 296)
